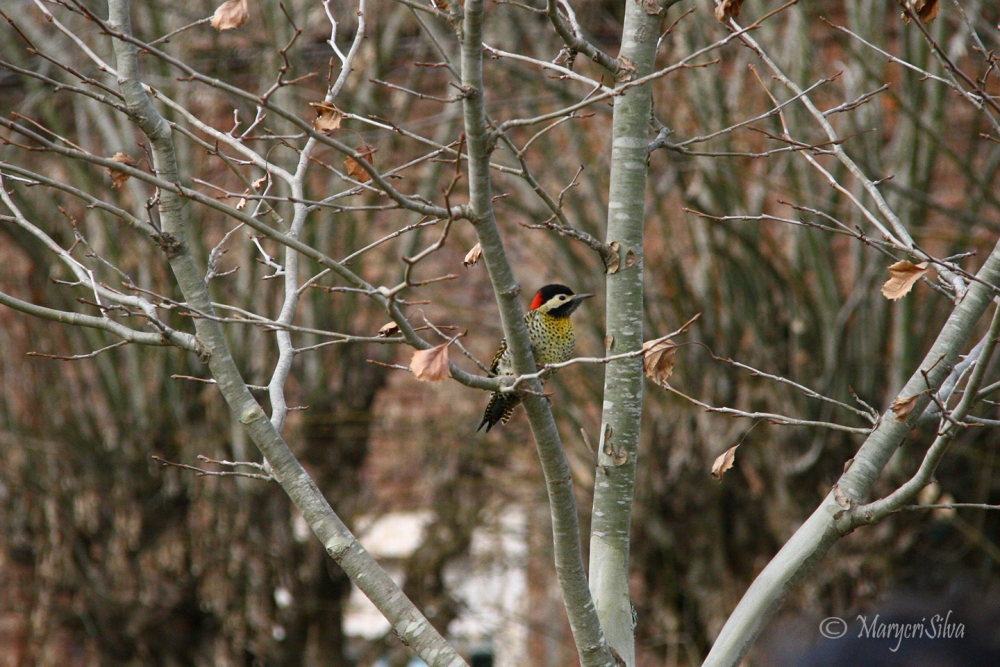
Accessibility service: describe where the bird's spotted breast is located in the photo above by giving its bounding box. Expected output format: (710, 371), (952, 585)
(529, 312), (576, 366)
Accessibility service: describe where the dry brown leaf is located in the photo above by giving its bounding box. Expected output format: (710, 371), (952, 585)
(108, 152), (137, 189)
(110, 171), (130, 189)
(605, 334), (614, 350)
(890, 394), (919, 421)
(714, 0), (744, 23)
(210, 0), (249, 31)
(715, 1), (728, 22)
(711, 445), (739, 481)
(881, 261), (930, 300)
(918, 0), (940, 23)
(463, 243), (482, 268)
(377, 322), (400, 338)
(309, 102), (343, 134)
(642, 0), (663, 15)
(252, 175), (267, 190)
(345, 143), (376, 183)
(606, 241), (621, 274)
(625, 248), (638, 269)
(611, 446), (629, 466)
(616, 56), (637, 83)
(902, 0), (939, 24)
(411, 343), (450, 382)
(643, 338), (678, 386)
(236, 192), (249, 210)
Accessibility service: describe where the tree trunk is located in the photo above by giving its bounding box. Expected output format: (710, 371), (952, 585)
(589, 2), (666, 665)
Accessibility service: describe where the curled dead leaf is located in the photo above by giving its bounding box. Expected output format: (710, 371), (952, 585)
(890, 394), (919, 421)
(605, 334), (614, 350)
(601, 423), (613, 454)
(714, 0), (744, 23)
(606, 241), (621, 274)
(711, 444), (739, 481)
(410, 343), (450, 382)
(210, 0), (249, 31)
(611, 446), (629, 466)
(881, 260), (930, 300)
(463, 243), (482, 268)
(252, 176), (267, 190)
(616, 56), (637, 83)
(236, 192), (249, 210)
(377, 322), (400, 338)
(625, 248), (638, 269)
(310, 102), (343, 134)
(902, 0), (939, 24)
(642, 0), (663, 15)
(642, 338), (678, 386)
(108, 152), (137, 189)
(600, 423), (628, 464)
(345, 143), (376, 183)
(111, 152), (136, 165)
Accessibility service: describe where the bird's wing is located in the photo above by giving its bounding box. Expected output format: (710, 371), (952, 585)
(489, 338), (507, 375)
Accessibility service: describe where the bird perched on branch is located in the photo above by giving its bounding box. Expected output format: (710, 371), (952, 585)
(478, 284), (594, 432)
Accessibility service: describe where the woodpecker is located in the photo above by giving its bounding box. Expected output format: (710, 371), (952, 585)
(477, 284), (594, 432)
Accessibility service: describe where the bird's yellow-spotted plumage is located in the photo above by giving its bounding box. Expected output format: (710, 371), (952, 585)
(478, 284), (593, 432)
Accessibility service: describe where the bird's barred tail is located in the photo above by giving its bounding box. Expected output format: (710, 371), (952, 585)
(477, 391), (519, 432)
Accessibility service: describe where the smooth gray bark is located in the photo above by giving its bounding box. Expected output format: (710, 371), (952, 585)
(589, 2), (665, 666)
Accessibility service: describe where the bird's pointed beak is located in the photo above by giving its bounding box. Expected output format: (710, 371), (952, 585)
(565, 293), (594, 315)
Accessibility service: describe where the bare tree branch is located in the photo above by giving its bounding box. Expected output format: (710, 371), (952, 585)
(101, 2), (469, 664)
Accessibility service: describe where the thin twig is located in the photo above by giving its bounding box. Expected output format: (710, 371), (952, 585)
(26, 339), (130, 361)
(664, 385), (872, 435)
(151, 455), (275, 482)
(898, 503), (1000, 512)
(171, 374), (269, 391)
